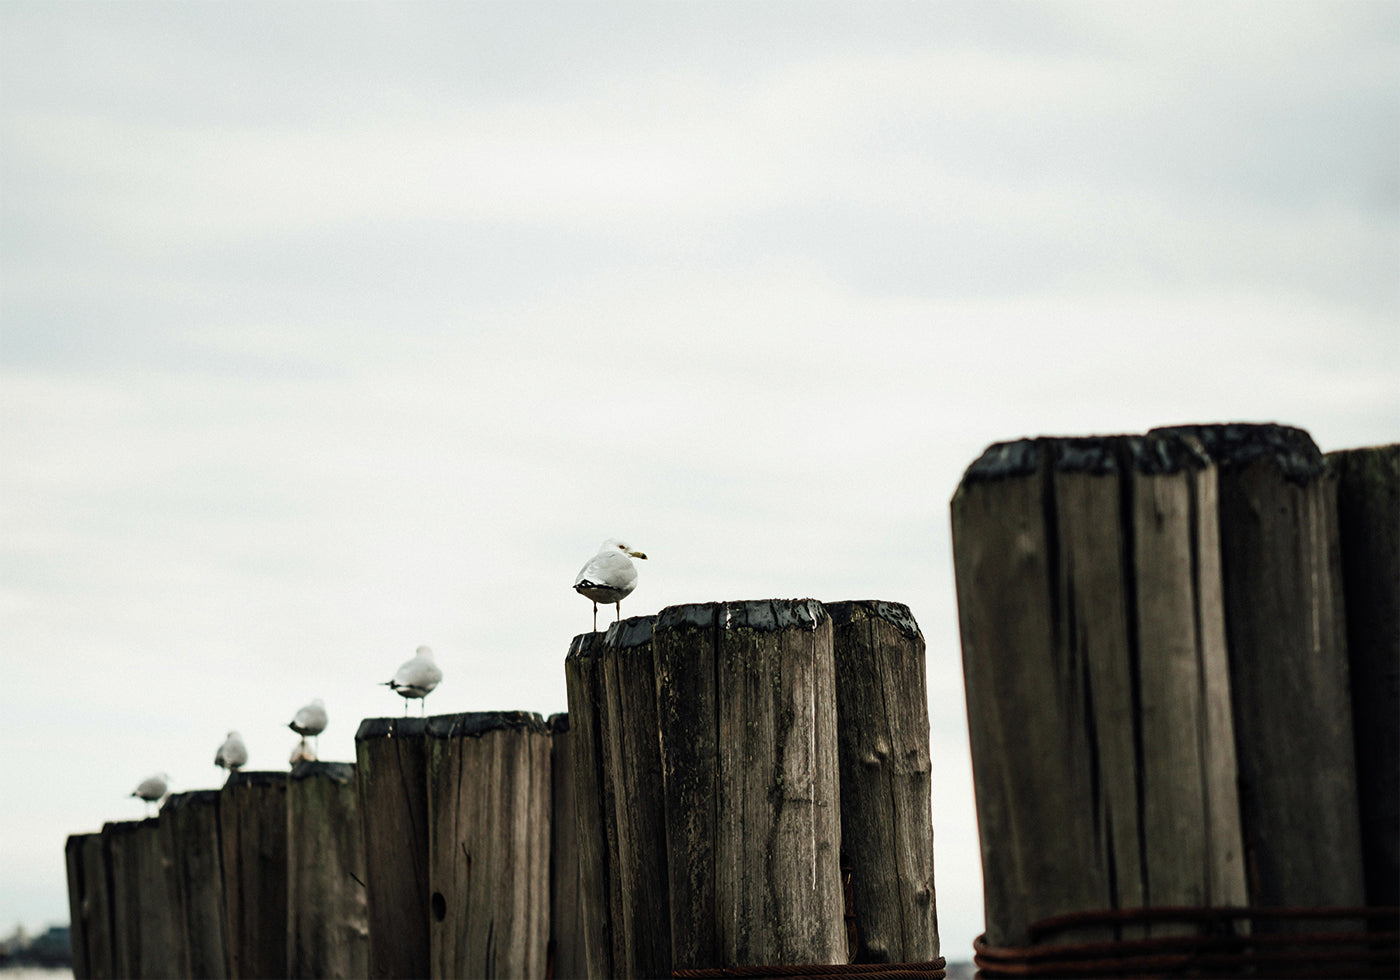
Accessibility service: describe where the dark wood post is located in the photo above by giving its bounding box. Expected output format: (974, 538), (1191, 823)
(827, 600), (940, 963)
(106, 817), (184, 978)
(219, 771), (287, 979)
(286, 761), (368, 979)
(425, 711), (553, 979)
(564, 631), (616, 979)
(951, 434), (1247, 946)
(354, 716), (430, 979)
(596, 615), (671, 978)
(1328, 444), (1399, 908)
(654, 599), (846, 969)
(1155, 423), (1366, 912)
(66, 832), (115, 979)
(163, 790), (229, 978)
(548, 713), (586, 980)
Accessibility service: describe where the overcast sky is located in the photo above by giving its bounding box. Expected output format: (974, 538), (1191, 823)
(1, 0), (1396, 960)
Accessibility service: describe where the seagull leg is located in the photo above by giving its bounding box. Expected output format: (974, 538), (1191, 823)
(592, 601), (599, 632)
(615, 601), (622, 622)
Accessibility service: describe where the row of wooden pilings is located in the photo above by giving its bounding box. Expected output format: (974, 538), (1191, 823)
(952, 425), (1398, 976)
(66, 599), (943, 979)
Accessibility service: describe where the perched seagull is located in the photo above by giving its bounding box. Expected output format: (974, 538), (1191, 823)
(383, 645), (442, 716)
(289, 739), (317, 765)
(215, 731), (248, 773)
(574, 538), (648, 631)
(131, 772), (169, 815)
(288, 698), (328, 754)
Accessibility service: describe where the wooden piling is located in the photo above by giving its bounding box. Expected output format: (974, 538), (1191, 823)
(162, 790), (229, 978)
(653, 599), (846, 970)
(219, 771), (287, 979)
(598, 615), (672, 978)
(564, 631), (617, 980)
(354, 716), (430, 979)
(286, 761), (368, 979)
(106, 817), (184, 979)
(66, 832), (115, 979)
(1328, 443), (1399, 908)
(951, 434), (1246, 946)
(1155, 423), (1366, 912)
(548, 713), (586, 980)
(827, 600), (940, 963)
(425, 711), (553, 979)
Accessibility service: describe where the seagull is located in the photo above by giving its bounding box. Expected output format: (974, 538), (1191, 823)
(131, 772), (169, 815)
(574, 538), (648, 631)
(288, 698), (328, 755)
(383, 645), (442, 716)
(215, 731), (248, 773)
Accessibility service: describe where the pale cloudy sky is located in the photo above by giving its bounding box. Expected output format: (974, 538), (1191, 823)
(1, 0), (1396, 960)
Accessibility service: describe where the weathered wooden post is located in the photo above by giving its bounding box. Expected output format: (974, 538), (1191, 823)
(106, 817), (184, 978)
(65, 832), (115, 979)
(355, 716), (430, 979)
(827, 600), (940, 963)
(1154, 423), (1366, 912)
(286, 761), (368, 979)
(548, 713), (586, 980)
(425, 710), (553, 979)
(163, 790), (229, 978)
(219, 771), (287, 979)
(653, 599), (846, 970)
(951, 434), (1246, 947)
(596, 615), (671, 978)
(1328, 443), (1399, 908)
(564, 631), (616, 979)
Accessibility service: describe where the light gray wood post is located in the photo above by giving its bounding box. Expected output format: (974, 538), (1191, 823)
(598, 615), (671, 978)
(107, 816), (185, 979)
(1156, 424), (1366, 913)
(425, 711), (553, 979)
(1328, 444), (1399, 908)
(286, 761), (368, 979)
(827, 600), (940, 963)
(654, 599), (846, 970)
(548, 713), (586, 980)
(219, 771), (287, 979)
(564, 631), (616, 979)
(163, 790), (229, 978)
(354, 716), (430, 979)
(951, 434), (1247, 947)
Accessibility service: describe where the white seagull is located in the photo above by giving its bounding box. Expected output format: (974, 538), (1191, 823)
(574, 538), (648, 631)
(383, 645), (442, 715)
(215, 731), (248, 773)
(131, 772), (169, 815)
(288, 698), (328, 754)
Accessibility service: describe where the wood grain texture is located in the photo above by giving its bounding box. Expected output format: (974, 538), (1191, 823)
(286, 762), (368, 980)
(105, 817), (185, 979)
(80, 832), (115, 979)
(826, 600), (939, 963)
(65, 835), (96, 979)
(547, 714), (586, 980)
(426, 711), (553, 979)
(355, 716), (431, 979)
(564, 631), (616, 980)
(600, 615), (672, 979)
(1157, 424), (1366, 912)
(218, 771), (287, 979)
(655, 600), (845, 970)
(162, 791), (228, 979)
(1328, 444), (1399, 907)
(952, 434), (1248, 946)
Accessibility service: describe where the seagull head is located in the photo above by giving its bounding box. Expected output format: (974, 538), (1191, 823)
(602, 538), (647, 560)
